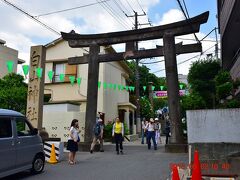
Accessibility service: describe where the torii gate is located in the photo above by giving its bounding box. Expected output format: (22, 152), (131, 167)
(61, 11), (209, 146)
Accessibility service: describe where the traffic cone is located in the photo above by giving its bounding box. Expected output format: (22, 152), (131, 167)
(48, 144), (57, 164)
(191, 150), (202, 180)
(172, 165), (180, 180)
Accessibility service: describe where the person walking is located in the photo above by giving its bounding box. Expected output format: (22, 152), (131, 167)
(154, 118), (162, 144)
(141, 118), (146, 144)
(112, 117), (124, 155)
(90, 118), (104, 153)
(144, 120), (149, 144)
(165, 119), (171, 144)
(67, 119), (80, 165)
(146, 118), (157, 150)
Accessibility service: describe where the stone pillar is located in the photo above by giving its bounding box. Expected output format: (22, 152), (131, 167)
(124, 109), (130, 131)
(163, 32), (184, 144)
(26, 45), (46, 129)
(132, 110), (136, 134)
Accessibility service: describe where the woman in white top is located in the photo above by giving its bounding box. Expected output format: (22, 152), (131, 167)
(67, 119), (80, 165)
(145, 118), (157, 150)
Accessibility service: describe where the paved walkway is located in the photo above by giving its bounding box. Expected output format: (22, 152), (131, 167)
(5, 139), (188, 180)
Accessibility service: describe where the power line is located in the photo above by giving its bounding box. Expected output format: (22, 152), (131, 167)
(112, 0), (135, 25)
(152, 44), (216, 74)
(175, 27), (220, 43)
(140, 59), (164, 64)
(200, 27), (218, 41)
(103, 0), (133, 28)
(35, 0), (111, 17)
(175, 0), (200, 43)
(112, 0), (128, 16)
(118, 0), (132, 15)
(96, 0), (130, 29)
(140, 27), (219, 66)
(182, 0), (190, 19)
(176, 37), (219, 42)
(1, 0), (60, 35)
(124, 0), (135, 13)
(136, 0), (146, 14)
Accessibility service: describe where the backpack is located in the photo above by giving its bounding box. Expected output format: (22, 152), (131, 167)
(93, 123), (101, 136)
(154, 123), (159, 130)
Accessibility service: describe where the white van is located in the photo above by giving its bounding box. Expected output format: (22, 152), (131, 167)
(0, 109), (45, 178)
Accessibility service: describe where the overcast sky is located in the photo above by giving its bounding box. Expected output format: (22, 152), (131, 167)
(0, 0), (218, 77)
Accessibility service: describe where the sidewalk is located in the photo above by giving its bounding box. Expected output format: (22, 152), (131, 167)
(104, 136), (166, 146)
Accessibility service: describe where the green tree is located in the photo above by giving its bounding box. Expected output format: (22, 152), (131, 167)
(153, 97), (168, 112)
(126, 60), (166, 96)
(188, 59), (220, 108)
(0, 73), (28, 114)
(139, 97), (154, 119)
(181, 93), (206, 111)
(214, 71), (240, 108)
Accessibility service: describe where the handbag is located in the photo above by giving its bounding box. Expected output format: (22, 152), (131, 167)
(77, 135), (80, 142)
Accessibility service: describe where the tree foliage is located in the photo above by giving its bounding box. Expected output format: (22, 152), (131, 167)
(153, 97), (168, 112)
(214, 71), (240, 108)
(0, 73), (28, 114)
(139, 97), (154, 119)
(181, 93), (206, 111)
(188, 59), (220, 108)
(126, 60), (166, 96)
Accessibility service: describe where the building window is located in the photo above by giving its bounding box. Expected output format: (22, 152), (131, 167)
(53, 63), (77, 83)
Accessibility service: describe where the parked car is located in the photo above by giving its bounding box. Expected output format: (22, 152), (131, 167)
(0, 109), (45, 178)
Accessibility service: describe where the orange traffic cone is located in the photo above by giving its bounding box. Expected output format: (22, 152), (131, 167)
(191, 150), (202, 180)
(48, 144), (57, 164)
(172, 165), (180, 180)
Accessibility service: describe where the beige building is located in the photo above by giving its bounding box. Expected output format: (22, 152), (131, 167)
(0, 39), (25, 78)
(42, 38), (136, 142)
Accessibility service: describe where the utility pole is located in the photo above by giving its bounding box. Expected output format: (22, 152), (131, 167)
(214, 27), (219, 60)
(126, 11), (148, 134)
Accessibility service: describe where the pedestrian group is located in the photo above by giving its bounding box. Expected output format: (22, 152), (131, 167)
(66, 113), (171, 165)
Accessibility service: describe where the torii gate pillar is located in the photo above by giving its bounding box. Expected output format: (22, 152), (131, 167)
(85, 44), (100, 143)
(163, 33), (184, 144)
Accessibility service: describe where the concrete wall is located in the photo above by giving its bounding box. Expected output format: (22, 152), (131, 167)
(103, 61), (129, 122)
(187, 108), (240, 143)
(230, 55), (240, 80)
(0, 45), (19, 78)
(43, 110), (85, 142)
(44, 103), (80, 112)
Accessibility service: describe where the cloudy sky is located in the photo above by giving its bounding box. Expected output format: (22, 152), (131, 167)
(0, 0), (218, 77)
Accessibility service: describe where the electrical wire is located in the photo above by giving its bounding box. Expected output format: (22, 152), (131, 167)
(136, 0), (146, 14)
(176, 0), (200, 43)
(35, 0), (111, 17)
(124, 0), (135, 13)
(176, 37), (219, 42)
(118, 0), (132, 15)
(102, 0), (133, 28)
(1, 0), (60, 35)
(140, 59), (164, 64)
(152, 44), (217, 74)
(96, 0), (130, 29)
(112, 0), (135, 25)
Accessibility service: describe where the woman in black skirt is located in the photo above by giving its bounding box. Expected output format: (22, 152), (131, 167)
(67, 119), (80, 165)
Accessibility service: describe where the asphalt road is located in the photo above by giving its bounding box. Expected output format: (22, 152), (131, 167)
(3, 143), (188, 180)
